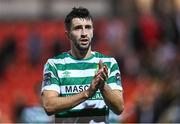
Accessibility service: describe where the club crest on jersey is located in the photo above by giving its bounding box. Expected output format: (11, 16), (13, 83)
(43, 72), (52, 86)
(115, 73), (121, 85)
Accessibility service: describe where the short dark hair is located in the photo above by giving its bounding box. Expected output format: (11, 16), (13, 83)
(65, 7), (93, 31)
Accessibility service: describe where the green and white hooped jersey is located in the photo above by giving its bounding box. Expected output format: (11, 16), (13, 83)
(41, 51), (123, 123)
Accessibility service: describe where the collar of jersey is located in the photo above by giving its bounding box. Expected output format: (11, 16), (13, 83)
(66, 51), (95, 61)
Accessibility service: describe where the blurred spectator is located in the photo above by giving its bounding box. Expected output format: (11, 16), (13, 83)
(13, 82), (54, 123)
(157, 69), (180, 122)
(155, 70), (180, 122)
(0, 35), (17, 78)
(139, 14), (161, 48)
(105, 18), (129, 58)
(153, 39), (177, 75)
(120, 73), (158, 123)
(153, 0), (179, 45)
(13, 94), (27, 123)
(23, 82), (54, 123)
(123, 50), (141, 77)
(20, 105), (54, 123)
(130, 18), (145, 52)
(133, 75), (158, 123)
(27, 31), (42, 66)
(177, 13), (180, 45)
(51, 37), (63, 57)
(158, 98), (180, 122)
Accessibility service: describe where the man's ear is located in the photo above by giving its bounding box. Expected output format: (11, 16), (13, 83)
(65, 30), (70, 39)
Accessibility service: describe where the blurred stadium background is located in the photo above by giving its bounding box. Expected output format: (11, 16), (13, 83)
(0, 0), (180, 123)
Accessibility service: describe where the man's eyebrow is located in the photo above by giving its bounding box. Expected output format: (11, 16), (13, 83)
(73, 24), (92, 30)
(73, 25), (82, 29)
(85, 25), (92, 28)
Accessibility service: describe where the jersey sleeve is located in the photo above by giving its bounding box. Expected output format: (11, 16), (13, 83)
(107, 58), (123, 91)
(41, 59), (60, 94)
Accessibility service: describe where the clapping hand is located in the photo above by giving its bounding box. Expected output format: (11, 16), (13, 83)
(97, 60), (108, 90)
(87, 60), (108, 98)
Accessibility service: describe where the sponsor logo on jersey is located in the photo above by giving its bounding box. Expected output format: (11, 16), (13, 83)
(65, 85), (89, 93)
(61, 85), (103, 100)
(91, 92), (103, 100)
(62, 71), (71, 78)
(43, 72), (52, 86)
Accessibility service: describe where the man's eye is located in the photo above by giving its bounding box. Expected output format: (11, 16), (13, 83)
(85, 25), (92, 29)
(74, 26), (82, 30)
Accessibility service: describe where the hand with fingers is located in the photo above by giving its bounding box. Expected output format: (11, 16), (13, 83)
(86, 60), (108, 98)
(97, 60), (108, 90)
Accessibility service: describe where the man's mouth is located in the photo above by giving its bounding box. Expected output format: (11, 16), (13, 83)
(80, 39), (89, 45)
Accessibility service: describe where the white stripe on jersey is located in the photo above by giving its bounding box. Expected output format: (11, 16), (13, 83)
(109, 83), (123, 91)
(72, 100), (106, 110)
(57, 69), (96, 78)
(109, 70), (120, 78)
(41, 84), (60, 94)
(48, 57), (112, 65)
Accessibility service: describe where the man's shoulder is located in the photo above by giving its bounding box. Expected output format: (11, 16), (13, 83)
(93, 51), (113, 59)
(93, 51), (117, 64)
(46, 52), (68, 65)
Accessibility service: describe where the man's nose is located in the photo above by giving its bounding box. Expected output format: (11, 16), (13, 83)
(81, 29), (87, 37)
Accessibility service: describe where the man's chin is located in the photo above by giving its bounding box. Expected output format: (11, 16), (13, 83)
(74, 42), (91, 51)
(78, 45), (90, 51)
(79, 47), (89, 51)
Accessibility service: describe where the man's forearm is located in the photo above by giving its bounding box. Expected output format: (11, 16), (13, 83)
(42, 90), (89, 115)
(100, 84), (124, 115)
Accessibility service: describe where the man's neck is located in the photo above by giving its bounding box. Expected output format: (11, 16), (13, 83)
(69, 47), (92, 59)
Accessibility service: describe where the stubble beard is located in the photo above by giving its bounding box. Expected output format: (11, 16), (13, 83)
(74, 40), (91, 52)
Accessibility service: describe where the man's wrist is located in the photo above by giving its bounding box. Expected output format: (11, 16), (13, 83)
(83, 90), (90, 99)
